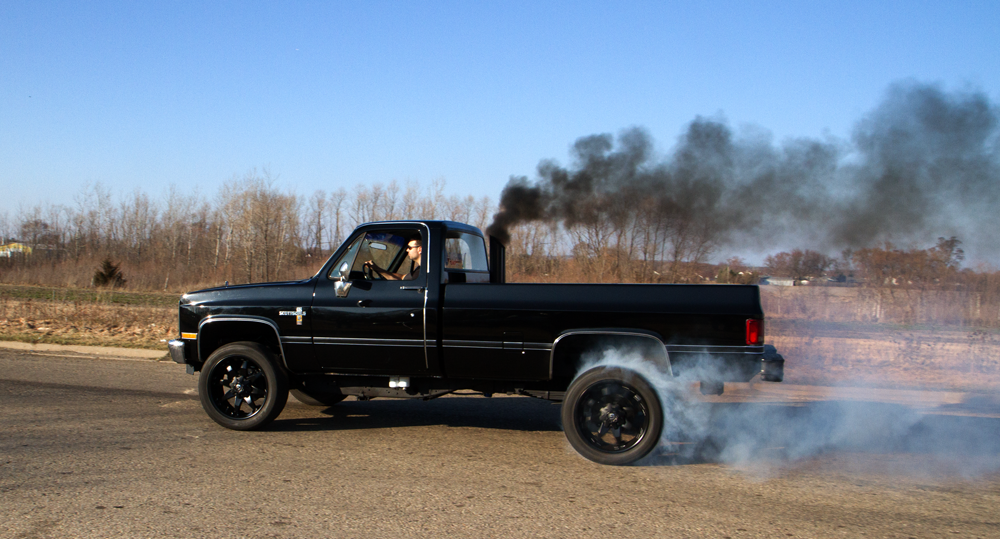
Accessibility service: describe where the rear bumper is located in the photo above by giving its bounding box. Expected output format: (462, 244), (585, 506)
(667, 344), (785, 383)
(761, 344), (785, 382)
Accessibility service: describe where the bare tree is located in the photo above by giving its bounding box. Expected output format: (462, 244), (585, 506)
(307, 190), (328, 256)
(328, 188), (348, 251)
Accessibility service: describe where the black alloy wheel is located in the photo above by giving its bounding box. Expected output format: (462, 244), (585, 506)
(198, 342), (288, 430)
(562, 367), (663, 465)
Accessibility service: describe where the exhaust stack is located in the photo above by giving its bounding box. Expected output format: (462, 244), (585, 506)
(489, 235), (506, 284)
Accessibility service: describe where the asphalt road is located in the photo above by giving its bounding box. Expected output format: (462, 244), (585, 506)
(2, 347), (999, 538)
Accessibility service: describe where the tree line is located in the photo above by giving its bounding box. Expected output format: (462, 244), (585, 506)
(0, 170), (493, 290)
(1, 171), (997, 307)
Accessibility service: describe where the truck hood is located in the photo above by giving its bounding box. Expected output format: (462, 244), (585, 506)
(180, 279), (314, 306)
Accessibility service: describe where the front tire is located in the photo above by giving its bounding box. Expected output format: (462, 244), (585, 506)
(562, 367), (663, 465)
(199, 342), (288, 430)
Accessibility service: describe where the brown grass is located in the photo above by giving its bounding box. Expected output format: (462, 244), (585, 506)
(0, 297), (176, 349)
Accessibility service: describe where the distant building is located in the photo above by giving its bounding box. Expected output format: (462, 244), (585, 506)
(759, 276), (796, 286)
(0, 242), (32, 257)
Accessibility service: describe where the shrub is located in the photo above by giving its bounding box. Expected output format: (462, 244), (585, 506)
(93, 257), (127, 288)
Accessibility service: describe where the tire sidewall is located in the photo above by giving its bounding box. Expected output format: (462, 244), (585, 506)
(561, 366), (664, 465)
(198, 342), (288, 431)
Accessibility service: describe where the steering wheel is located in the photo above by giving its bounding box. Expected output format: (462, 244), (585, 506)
(363, 263), (375, 281)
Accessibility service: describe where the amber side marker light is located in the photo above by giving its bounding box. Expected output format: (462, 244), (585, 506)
(746, 319), (763, 345)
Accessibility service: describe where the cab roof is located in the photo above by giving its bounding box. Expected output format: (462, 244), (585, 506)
(357, 220), (485, 237)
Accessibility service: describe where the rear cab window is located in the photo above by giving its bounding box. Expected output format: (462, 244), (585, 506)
(443, 230), (489, 283)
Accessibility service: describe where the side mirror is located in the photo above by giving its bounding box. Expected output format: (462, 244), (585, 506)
(338, 262), (350, 280)
(335, 279), (352, 298)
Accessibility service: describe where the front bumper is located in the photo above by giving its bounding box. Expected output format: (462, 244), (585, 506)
(168, 339), (199, 374)
(168, 339), (187, 364)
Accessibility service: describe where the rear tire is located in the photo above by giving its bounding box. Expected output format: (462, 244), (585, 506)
(562, 367), (663, 465)
(198, 342), (288, 430)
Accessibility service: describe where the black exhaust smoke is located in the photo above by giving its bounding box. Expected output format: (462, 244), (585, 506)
(487, 81), (1000, 262)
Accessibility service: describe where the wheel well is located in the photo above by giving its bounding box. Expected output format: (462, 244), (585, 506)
(198, 321), (283, 366)
(551, 332), (671, 381)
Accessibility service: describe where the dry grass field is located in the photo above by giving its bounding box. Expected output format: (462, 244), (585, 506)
(0, 285), (177, 349)
(762, 287), (1000, 391)
(1, 283), (997, 391)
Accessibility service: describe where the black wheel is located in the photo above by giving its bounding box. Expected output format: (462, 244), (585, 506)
(198, 342), (288, 430)
(561, 367), (663, 465)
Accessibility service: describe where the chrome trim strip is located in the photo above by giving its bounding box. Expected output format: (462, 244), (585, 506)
(549, 330), (673, 379)
(281, 336), (312, 344)
(665, 344), (766, 355)
(441, 340), (554, 351)
(422, 287), (428, 369)
(442, 339), (503, 350)
(197, 316), (289, 371)
(314, 337), (425, 348)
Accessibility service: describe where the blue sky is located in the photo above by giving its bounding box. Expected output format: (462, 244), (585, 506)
(2, 1), (998, 215)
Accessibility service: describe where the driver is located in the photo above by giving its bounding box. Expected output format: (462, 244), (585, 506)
(364, 238), (422, 280)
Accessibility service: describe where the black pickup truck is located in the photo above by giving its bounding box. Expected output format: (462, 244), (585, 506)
(169, 220), (783, 465)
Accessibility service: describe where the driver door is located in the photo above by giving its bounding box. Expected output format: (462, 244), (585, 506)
(311, 227), (428, 374)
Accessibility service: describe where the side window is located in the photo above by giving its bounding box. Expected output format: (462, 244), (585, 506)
(328, 229), (423, 281)
(444, 232), (488, 271)
(356, 232), (407, 275)
(327, 235), (363, 280)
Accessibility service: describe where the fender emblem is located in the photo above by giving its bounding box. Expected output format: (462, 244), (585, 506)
(279, 307), (307, 325)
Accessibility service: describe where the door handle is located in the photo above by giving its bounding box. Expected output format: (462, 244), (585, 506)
(357, 299), (371, 307)
(399, 286), (425, 292)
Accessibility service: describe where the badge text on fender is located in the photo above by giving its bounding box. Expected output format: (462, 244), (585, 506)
(279, 307), (307, 325)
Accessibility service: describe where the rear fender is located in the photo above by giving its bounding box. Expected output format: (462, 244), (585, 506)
(550, 329), (672, 380)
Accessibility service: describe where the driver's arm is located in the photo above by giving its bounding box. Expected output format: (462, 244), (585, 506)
(364, 260), (404, 280)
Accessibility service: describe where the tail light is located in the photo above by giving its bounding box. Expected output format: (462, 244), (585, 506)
(746, 319), (763, 345)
